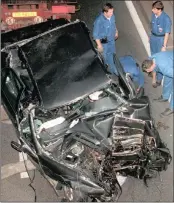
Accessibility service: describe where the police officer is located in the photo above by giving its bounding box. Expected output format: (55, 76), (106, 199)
(142, 50), (173, 116)
(93, 3), (118, 75)
(149, 1), (172, 88)
(119, 56), (144, 94)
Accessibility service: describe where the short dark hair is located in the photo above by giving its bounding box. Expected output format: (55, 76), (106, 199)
(152, 1), (164, 11)
(102, 3), (114, 13)
(142, 59), (153, 72)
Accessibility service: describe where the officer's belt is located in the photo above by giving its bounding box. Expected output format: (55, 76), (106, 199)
(151, 32), (165, 37)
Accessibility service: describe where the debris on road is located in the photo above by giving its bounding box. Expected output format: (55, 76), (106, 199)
(156, 121), (170, 130)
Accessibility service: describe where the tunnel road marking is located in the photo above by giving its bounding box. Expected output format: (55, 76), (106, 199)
(18, 140), (29, 178)
(124, 1), (150, 56)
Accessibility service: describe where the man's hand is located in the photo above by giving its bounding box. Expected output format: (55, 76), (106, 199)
(152, 71), (157, 88)
(97, 44), (103, 53)
(161, 46), (166, 51)
(136, 88), (140, 93)
(115, 31), (118, 40)
(95, 39), (103, 53)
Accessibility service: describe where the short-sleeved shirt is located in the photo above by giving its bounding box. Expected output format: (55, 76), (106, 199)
(150, 51), (173, 78)
(93, 13), (117, 42)
(151, 11), (172, 35)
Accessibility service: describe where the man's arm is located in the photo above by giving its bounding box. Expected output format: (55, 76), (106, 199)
(93, 19), (103, 52)
(95, 39), (102, 47)
(115, 29), (118, 39)
(161, 16), (172, 51)
(161, 33), (170, 51)
(112, 15), (118, 40)
(151, 58), (157, 85)
(152, 71), (156, 84)
(95, 39), (103, 52)
(115, 20), (118, 39)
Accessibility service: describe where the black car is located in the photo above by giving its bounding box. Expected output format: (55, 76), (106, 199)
(1, 19), (171, 202)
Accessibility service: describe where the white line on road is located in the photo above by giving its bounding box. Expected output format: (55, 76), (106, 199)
(18, 140), (29, 178)
(19, 153), (29, 178)
(1, 160), (36, 180)
(124, 1), (150, 57)
(1, 120), (12, 124)
(117, 175), (127, 186)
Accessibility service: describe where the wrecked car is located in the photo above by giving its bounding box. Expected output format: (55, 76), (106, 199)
(1, 19), (171, 202)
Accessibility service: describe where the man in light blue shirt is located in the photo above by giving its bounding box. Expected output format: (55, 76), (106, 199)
(149, 1), (172, 87)
(142, 50), (173, 116)
(93, 3), (118, 75)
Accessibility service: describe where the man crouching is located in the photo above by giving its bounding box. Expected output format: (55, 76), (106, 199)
(142, 50), (173, 116)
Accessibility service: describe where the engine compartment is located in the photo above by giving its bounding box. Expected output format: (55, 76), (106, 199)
(20, 96), (171, 187)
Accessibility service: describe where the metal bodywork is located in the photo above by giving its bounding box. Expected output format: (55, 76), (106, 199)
(1, 20), (171, 202)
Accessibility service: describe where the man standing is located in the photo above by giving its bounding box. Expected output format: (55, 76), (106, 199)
(93, 3), (118, 75)
(149, 1), (172, 87)
(142, 50), (173, 116)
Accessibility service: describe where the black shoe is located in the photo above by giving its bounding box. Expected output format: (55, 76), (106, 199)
(156, 80), (161, 86)
(153, 95), (168, 102)
(161, 108), (174, 116)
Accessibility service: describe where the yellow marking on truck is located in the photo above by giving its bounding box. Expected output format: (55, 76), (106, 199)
(12, 12), (37, 18)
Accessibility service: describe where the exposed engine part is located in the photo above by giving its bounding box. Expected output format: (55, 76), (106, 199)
(112, 116), (144, 157)
(108, 116), (171, 182)
(70, 142), (84, 156)
(60, 142), (122, 201)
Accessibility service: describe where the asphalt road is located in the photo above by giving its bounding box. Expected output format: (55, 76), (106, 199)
(1, 0), (173, 202)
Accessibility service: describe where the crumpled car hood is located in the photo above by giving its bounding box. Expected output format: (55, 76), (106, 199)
(20, 21), (110, 109)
